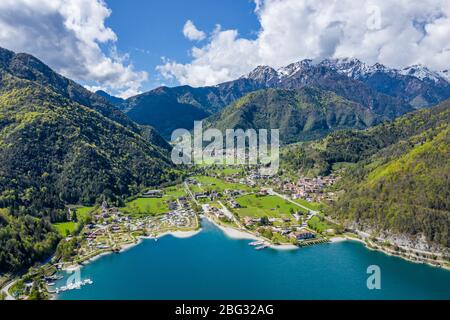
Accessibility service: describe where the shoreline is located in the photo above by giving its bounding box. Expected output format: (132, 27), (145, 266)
(204, 216), (298, 250)
(61, 227), (202, 272)
(51, 227), (203, 300)
(6, 219), (449, 300)
(340, 235), (450, 271)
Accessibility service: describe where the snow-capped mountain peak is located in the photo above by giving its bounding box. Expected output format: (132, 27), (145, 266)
(243, 58), (449, 85)
(399, 64), (448, 83)
(277, 59), (313, 79)
(318, 58), (391, 79)
(439, 69), (450, 82)
(245, 65), (278, 83)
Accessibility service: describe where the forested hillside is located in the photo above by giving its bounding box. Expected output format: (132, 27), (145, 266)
(333, 119), (449, 248)
(281, 100), (450, 176)
(0, 49), (176, 272)
(206, 87), (378, 144)
(282, 100), (450, 248)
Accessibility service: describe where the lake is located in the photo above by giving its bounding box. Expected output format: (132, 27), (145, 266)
(56, 219), (450, 300)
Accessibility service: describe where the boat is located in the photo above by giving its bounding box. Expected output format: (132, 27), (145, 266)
(249, 241), (262, 246)
(255, 244), (268, 250)
(55, 278), (93, 293)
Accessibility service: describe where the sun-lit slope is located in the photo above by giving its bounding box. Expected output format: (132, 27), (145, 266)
(207, 87), (378, 144)
(0, 70), (173, 208)
(333, 122), (449, 247)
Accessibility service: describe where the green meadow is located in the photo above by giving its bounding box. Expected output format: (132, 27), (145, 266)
(234, 194), (304, 218)
(192, 175), (253, 192)
(291, 199), (323, 212)
(121, 197), (169, 215)
(163, 185), (187, 198)
(53, 206), (95, 236)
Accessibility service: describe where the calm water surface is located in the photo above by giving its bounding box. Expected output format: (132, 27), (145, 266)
(56, 219), (450, 300)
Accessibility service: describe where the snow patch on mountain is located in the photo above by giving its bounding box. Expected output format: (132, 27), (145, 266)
(399, 65), (449, 83)
(243, 58), (449, 85)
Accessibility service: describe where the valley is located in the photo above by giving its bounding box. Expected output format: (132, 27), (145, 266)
(0, 46), (449, 300)
(4, 159), (448, 300)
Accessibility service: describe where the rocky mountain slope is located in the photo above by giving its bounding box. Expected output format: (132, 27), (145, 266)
(117, 57), (449, 139)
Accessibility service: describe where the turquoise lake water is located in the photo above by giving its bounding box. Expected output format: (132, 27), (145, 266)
(56, 219), (450, 300)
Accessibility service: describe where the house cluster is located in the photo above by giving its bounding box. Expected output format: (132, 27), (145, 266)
(224, 189), (244, 197)
(280, 175), (338, 202)
(193, 190), (219, 201)
(178, 196), (190, 209)
(159, 209), (196, 229)
(289, 229), (316, 241)
(242, 216), (316, 243)
(208, 206), (227, 220)
(222, 171), (265, 188)
(142, 189), (163, 198)
(90, 201), (128, 224)
(228, 200), (241, 209)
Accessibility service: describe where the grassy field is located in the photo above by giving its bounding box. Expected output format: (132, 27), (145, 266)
(307, 216), (335, 233)
(192, 175), (253, 192)
(121, 197), (169, 215)
(291, 199), (322, 212)
(76, 206), (95, 220)
(53, 206), (95, 236)
(163, 185), (187, 198)
(234, 194), (301, 218)
(53, 222), (77, 237)
(211, 167), (243, 176)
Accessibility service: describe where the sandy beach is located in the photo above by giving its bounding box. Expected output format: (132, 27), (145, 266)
(166, 229), (202, 239)
(329, 236), (347, 243)
(205, 216), (299, 250)
(205, 216), (258, 240)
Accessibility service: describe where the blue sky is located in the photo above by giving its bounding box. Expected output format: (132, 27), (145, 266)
(0, 0), (448, 98)
(104, 0), (260, 90)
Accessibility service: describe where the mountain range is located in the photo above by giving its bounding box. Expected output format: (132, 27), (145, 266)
(113, 58), (449, 139)
(0, 45), (449, 271)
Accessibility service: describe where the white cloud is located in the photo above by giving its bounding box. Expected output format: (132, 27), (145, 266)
(158, 0), (450, 87)
(0, 0), (147, 98)
(183, 20), (206, 41)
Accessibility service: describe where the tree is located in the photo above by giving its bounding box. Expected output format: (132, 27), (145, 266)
(71, 210), (78, 223)
(260, 216), (270, 226)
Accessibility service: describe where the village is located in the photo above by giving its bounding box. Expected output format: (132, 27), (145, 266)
(183, 167), (341, 247)
(3, 166), (341, 300)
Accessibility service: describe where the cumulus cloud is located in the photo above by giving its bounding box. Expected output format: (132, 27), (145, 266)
(158, 0), (450, 87)
(0, 0), (147, 98)
(183, 20), (206, 41)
